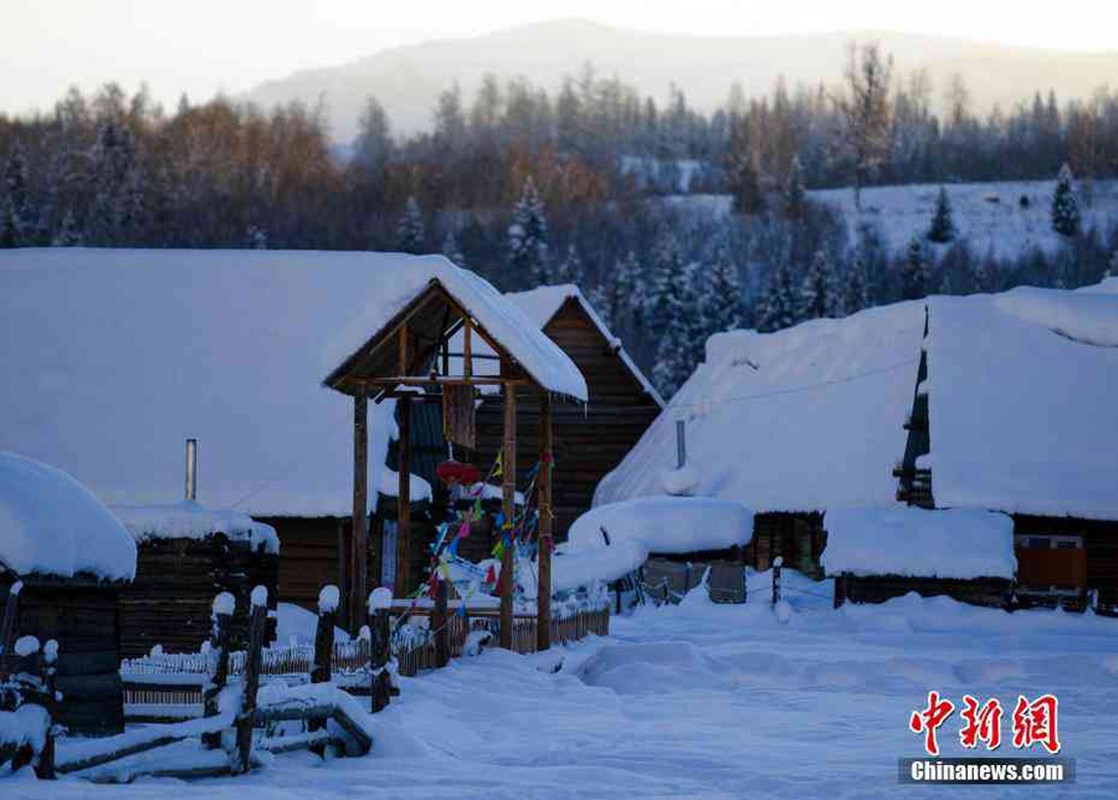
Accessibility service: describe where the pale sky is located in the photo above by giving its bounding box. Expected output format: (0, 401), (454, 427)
(3, 0), (1117, 115)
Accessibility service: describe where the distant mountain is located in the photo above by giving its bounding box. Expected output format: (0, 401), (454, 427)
(243, 19), (1118, 143)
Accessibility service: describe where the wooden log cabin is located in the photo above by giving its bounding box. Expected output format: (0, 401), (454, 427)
(112, 498), (280, 657)
(595, 284), (1118, 611)
(0, 452), (137, 736)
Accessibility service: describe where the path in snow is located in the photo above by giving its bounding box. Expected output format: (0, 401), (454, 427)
(13, 592), (1118, 798)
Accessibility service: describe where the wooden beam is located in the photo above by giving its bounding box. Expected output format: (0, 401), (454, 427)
(351, 394), (368, 632)
(463, 318), (473, 379)
(368, 376), (528, 387)
(395, 398), (412, 596)
(398, 323), (408, 376)
(499, 383), (516, 649)
(536, 392), (553, 652)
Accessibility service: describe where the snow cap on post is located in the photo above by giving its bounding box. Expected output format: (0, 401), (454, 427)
(212, 591), (236, 619)
(368, 587), (393, 612)
(43, 639), (59, 665)
(14, 635), (40, 657)
(9, 581), (22, 597)
(251, 585), (269, 609)
(318, 584), (340, 614)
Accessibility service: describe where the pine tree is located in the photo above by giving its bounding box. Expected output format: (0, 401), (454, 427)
(51, 210), (82, 247)
(783, 155), (807, 221)
(757, 263), (798, 332)
(1051, 163), (1081, 238)
(731, 157), (764, 216)
(798, 249), (837, 319)
(1107, 250), (1118, 279)
(926, 186), (956, 243)
(645, 233), (685, 331)
(2, 141), (34, 244)
(651, 263), (704, 398)
(842, 258), (870, 315)
(440, 231), (465, 266)
(89, 116), (144, 244)
(900, 236), (930, 300)
(556, 243), (584, 285)
(508, 177), (549, 284)
(395, 196), (425, 253)
(616, 249), (644, 319)
(699, 249), (745, 334)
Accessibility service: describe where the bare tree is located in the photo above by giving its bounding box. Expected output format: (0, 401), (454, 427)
(833, 42), (894, 210)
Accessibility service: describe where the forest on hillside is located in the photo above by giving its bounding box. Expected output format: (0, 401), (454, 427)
(2, 43), (1117, 395)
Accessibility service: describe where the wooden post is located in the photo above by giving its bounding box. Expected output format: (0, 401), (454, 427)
(312, 586), (337, 684)
(235, 588), (268, 774)
(499, 383), (516, 649)
(771, 556), (783, 607)
(202, 593), (234, 750)
(368, 589), (392, 713)
(335, 518), (348, 623)
(395, 397), (412, 596)
(0, 581), (20, 655)
(463, 319), (473, 378)
(36, 639), (58, 779)
(536, 393), (553, 651)
(309, 586), (337, 756)
(834, 573), (848, 609)
(351, 393), (369, 633)
(433, 576), (449, 668)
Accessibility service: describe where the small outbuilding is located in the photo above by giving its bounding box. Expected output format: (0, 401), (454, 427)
(0, 451), (137, 736)
(113, 496), (279, 657)
(822, 507), (1016, 606)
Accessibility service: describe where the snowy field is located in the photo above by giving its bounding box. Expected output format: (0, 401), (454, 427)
(667, 178), (1118, 260)
(13, 591), (1118, 799)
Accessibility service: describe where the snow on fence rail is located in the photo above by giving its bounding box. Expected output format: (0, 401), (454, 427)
(120, 606), (609, 718)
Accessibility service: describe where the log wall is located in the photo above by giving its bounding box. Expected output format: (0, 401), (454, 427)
(0, 574), (124, 736)
(841, 575), (1012, 607)
(473, 299), (661, 538)
(118, 535), (278, 657)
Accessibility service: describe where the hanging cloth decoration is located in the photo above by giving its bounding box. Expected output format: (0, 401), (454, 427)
(442, 383), (476, 449)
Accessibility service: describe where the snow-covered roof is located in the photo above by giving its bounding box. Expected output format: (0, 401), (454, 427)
(598, 281), (1118, 521)
(506, 285), (663, 406)
(111, 501), (280, 554)
(0, 249), (582, 516)
(0, 451), (137, 581)
(555, 497), (754, 586)
(595, 301), (926, 512)
(925, 287), (1118, 519)
(324, 265), (587, 401)
(445, 283), (661, 405)
(822, 507), (1015, 579)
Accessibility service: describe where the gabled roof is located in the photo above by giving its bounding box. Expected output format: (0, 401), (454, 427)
(506, 285), (664, 407)
(0, 249), (583, 516)
(924, 286), (1118, 519)
(596, 280), (1118, 521)
(595, 301), (926, 512)
(324, 273), (587, 401)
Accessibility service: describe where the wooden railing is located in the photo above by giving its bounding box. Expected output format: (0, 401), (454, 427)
(121, 606), (609, 718)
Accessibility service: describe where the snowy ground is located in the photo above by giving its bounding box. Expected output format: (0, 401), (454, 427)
(667, 178), (1118, 260)
(13, 591), (1118, 798)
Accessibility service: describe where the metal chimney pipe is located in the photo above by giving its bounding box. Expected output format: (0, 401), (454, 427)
(185, 438), (197, 502)
(675, 420), (686, 470)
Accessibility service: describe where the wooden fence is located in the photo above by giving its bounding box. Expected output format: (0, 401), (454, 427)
(121, 606), (609, 719)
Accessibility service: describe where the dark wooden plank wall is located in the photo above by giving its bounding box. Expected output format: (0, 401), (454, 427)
(473, 298), (661, 539)
(751, 512), (827, 577)
(0, 575), (124, 736)
(263, 516), (346, 614)
(842, 575), (1012, 607)
(118, 536), (278, 657)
